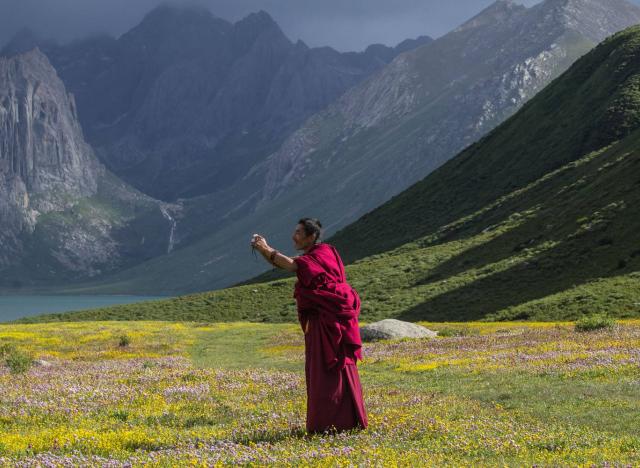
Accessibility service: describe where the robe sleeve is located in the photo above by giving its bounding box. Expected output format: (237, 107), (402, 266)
(294, 255), (327, 288)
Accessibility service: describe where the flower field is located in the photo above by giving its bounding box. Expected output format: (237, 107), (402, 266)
(0, 320), (639, 466)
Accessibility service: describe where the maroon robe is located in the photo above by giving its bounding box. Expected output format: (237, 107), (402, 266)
(293, 242), (368, 433)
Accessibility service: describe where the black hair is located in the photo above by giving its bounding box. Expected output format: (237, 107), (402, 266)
(298, 218), (322, 244)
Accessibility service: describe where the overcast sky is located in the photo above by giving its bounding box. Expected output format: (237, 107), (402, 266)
(2, 0), (640, 52)
(0, 0), (542, 52)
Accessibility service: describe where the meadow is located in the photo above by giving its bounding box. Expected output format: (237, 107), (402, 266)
(1, 320), (639, 466)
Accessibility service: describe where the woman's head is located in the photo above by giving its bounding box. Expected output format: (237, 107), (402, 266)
(293, 218), (322, 251)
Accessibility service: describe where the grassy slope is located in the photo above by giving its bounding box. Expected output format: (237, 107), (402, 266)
(16, 128), (640, 323)
(15, 27), (640, 324)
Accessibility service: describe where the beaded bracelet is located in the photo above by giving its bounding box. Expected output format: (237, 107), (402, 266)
(269, 250), (279, 264)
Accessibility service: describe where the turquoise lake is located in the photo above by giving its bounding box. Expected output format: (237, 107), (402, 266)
(0, 296), (166, 322)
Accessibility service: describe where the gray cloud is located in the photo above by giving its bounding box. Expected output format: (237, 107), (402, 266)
(0, 0), (638, 52)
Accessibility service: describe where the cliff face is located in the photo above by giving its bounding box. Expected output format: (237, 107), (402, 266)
(0, 49), (101, 265)
(0, 50), (170, 285)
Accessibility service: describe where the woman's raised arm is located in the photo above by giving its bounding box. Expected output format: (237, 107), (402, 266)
(251, 234), (298, 272)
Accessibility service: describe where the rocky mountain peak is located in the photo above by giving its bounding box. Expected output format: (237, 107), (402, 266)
(121, 4), (232, 49)
(454, 0), (527, 32)
(394, 35), (433, 54)
(137, 4), (220, 27)
(238, 10), (279, 29)
(232, 9), (290, 52)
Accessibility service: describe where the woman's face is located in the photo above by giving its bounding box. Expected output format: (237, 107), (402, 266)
(292, 223), (315, 251)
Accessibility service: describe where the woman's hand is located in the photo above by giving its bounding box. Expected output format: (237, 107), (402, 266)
(251, 234), (270, 254)
(251, 233), (297, 272)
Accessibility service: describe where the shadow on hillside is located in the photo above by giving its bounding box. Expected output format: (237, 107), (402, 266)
(397, 221), (640, 321)
(412, 216), (553, 288)
(397, 145), (640, 322)
(409, 147), (626, 286)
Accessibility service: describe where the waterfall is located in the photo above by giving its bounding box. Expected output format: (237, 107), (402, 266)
(159, 206), (177, 254)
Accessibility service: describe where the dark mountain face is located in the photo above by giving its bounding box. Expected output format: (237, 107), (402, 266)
(3, 6), (431, 201)
(0, 5), (433, 292)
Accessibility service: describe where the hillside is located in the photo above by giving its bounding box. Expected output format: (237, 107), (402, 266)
(17, 26), (640, 324)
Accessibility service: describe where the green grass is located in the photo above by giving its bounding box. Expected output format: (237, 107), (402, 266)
(190, 323), (301, 371)
(575, 314), (616, 332)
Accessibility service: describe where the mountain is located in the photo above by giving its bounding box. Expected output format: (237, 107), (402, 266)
(23, 24), (640, 323)
(256, 0), (640, 211)
(0, 6), (432, 292)
(0, 49), (171, 289)
(0, 49), (101, 269)
(66, 0), (640, 295)
(2, 6), (432, 201)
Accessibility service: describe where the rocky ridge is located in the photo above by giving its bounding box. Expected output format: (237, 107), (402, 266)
(0, 49), (101, 266)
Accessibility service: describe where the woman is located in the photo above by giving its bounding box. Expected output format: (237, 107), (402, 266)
(251, 218), (368, 434)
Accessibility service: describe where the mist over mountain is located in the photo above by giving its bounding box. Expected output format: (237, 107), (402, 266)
(0, 0), (550, 53)
(2, 6), (432, 201)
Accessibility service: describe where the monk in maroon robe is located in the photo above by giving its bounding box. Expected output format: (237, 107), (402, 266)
(251, 218), (368, 433)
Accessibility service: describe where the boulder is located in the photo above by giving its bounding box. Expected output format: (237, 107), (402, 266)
(33, 359), (52, 367)
(360, 319), (438, 342)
